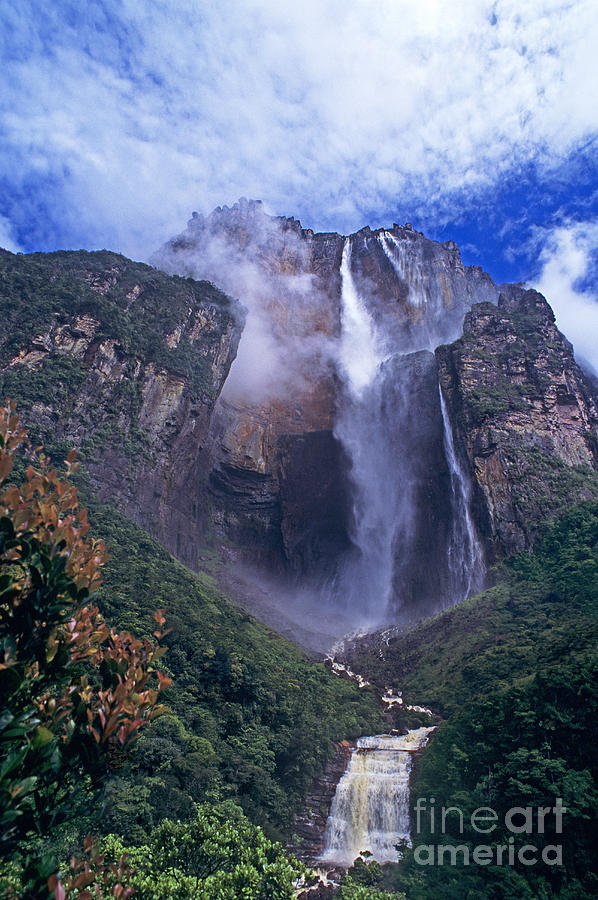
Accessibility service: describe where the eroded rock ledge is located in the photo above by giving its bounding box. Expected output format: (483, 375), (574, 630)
(288, 739), (355, 864)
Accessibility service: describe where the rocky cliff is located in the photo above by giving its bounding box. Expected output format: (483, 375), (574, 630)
(153, 200), (345, 575)
(152, 199), (500, 589)
(288, 739), (355, 864)
(437, 286), (598, 557)
(153, 198), (598, 622)
(0, 249), (242, 566)
(3, 202), (598, 635)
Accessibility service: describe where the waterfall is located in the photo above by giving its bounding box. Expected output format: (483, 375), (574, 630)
(379, 232), (427, 307)
(377, 230), (470, 352)
(328, 233), (486, 625)
(338, 238), (384, 396)
(333, 238), (399, 624)
(439, 385), (484, 601)
(320, 727), (435, 867)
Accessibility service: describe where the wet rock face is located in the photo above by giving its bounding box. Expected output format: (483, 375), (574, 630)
(288, 740), (354, 864)
(437, 287), (598, 557)
(381, 351), (455, 618)
(154, 200), (349, 576)
(278, 430), (353, 575)
(5, 211), (598, 619)
(349, 224), (498, 351)
(152, 201), (598, 587)
(0, 250), (242, 568)
(153, 201), (500, 580)
(205, 398), (352, 574)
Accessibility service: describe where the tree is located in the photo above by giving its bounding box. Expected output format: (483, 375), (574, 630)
(94, 803), (305, 900)
(0, 402), (171, 897)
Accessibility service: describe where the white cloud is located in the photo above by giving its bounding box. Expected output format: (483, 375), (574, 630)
(533, 220), (598, 373)
(0, 215), (22, 253)
(1, 0), (598, 256)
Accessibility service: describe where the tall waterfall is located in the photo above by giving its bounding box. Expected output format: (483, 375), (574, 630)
(329, 233), (486, 624)
(439, 385), (484, 601)
(334, 238), (399, 623)
(377, 230), (473, 350)
(379, 232), (427, 307)
(320, 727), (435, 867)
(338, 238), (384, 396)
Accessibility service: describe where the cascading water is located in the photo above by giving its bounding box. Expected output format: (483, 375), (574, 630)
(320, 727), (435, 867)
(379, 232), (428, 307)
(338, 238), (384, 395)
(333, 239), (401, 623)
(378, 230), (469, 350)
(330, 232), (486, 624)
(439, 385), (485, 601)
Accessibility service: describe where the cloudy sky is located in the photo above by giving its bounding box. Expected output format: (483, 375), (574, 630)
(1, 0), (597, 364)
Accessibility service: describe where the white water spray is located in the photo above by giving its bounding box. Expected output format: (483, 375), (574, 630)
(320, 727), (435, 867)
(379, 232), (427, 307)
(334, 237), (405, 623)
(338, 238), (384, 395)
(439, 385), (484, 600)
(329, 233), (487, 624)
(377, 230), (476, 353)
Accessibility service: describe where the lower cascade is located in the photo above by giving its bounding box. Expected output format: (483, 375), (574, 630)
(319, 727), (435, 867)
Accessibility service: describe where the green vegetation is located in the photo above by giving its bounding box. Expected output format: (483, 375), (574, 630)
(0, 249), (239, 459)
(0, 405), (170, 897)
(0, 407), (383, 897)
(0, 249), (234, 370)
(93, 803), (304, 899)
(337, 856), (407, 899)
(348, 502), (598, 898)
(446, 293), (568, 426)
(506, 445), (598, 537)
(4, 247), (598, 898)
(467, 377), (528, 420)
(0, 356), (86, 415)
(88, 497), (383, 843)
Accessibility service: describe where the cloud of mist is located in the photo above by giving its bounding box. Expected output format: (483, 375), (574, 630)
(533, 220), (598, 374)
(1, 0), (598, 258)
(152, 205), (339, 401)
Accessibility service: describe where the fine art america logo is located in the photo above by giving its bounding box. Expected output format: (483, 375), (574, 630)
(412, 798), (566, 867)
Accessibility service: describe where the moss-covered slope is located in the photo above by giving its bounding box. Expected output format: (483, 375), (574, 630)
(0, 248), (243, 567)
(86, 497), (383, 842)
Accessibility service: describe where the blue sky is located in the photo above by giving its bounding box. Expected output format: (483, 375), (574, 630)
(1, 0), (597, 367)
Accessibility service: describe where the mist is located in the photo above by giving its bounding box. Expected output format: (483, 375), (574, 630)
(152, 201), (340, 404)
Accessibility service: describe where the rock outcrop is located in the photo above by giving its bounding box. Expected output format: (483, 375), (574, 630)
(288, 739), (355, 864)
(3, 205), (598, 631)
(437, 286), (598, 557)
(0, 249), (242, 567)
(152, 200), (500, 585)
(152, 200), (598, 614)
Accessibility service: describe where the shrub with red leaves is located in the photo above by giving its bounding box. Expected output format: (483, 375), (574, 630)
(0, 403), (171, 898)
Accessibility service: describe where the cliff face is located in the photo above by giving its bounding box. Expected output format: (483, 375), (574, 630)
(288, 739), (355, 864)
(153, 200), (499, 583)
(153, 200), (346, 574)
(151, 199), (598, 620)
(3, 203), (598, 632)
(0, 249), (242, 566)
(437, 286), (598, 556)
(348, 223), (498, 352)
